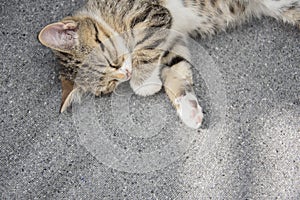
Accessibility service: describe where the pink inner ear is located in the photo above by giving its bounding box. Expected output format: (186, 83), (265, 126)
(39, 22), (78, 51)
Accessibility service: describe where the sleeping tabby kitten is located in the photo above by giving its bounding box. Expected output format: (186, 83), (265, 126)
(38, 0), (300, 129)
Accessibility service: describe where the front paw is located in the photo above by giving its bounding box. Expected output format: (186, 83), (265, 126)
(175, 93), (203, 129)
(130, 81), (162, 96)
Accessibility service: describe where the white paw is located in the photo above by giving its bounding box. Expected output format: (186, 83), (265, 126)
(130, 65), (162, 96)
(175, 93), (203, 129)
(130, 81), (162, 96)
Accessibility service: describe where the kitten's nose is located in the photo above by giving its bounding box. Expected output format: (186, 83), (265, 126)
(113, 68), (131, 81)
(117, 55), (132, 81)
(114, 73), (126, 80)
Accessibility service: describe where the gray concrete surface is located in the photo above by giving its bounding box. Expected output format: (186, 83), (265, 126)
(1, 0), (299, 199)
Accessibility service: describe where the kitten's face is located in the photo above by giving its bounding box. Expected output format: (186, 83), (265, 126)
(39, 16), (132, 111)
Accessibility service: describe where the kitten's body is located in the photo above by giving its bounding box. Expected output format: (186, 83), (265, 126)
(39, 0), (300, 129)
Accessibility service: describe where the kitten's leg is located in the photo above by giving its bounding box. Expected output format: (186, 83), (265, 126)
(259, 0), (300, 26)
(129, 49), (163, 96)
(127, 3), (172, 96)
(162, 60), (203, 129)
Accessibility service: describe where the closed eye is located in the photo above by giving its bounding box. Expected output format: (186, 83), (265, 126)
(109, 63), (119, 69)
(103, 56), (120, 69)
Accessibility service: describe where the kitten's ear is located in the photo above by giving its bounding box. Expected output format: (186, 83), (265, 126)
(60, 77), (77, 113)
(38, 20), (78, 52)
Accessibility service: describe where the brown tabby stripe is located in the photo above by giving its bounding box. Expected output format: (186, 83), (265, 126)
(92, 23), (105, 51)
(166, 55), (186, 67)
(95, 23), (117, 51)
(183, 0), (206, 7)
(129, 6), (152, 28)
(56, 52), (81, 67)
(135, 31), (154, 46)
(136, 35), (166, 50)
(92, 21), (119, 62)
(90, 19), (118, 56)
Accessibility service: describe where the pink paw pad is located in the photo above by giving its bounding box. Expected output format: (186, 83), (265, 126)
(175, 93), (203, 129)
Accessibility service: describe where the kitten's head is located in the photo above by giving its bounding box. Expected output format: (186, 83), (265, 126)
(38, 16), (132, 112)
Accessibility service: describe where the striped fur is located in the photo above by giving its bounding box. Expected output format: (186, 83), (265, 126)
(38, 0), (300, 128)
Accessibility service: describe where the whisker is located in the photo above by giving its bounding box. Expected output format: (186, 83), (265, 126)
(112, 83), (125, 97)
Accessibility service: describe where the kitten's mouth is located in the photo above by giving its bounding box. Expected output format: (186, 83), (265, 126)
(125, 69), (132, 80)
(121, 69), (132, 81)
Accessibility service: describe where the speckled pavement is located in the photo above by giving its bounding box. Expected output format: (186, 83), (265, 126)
(1, 0), (299, 199)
